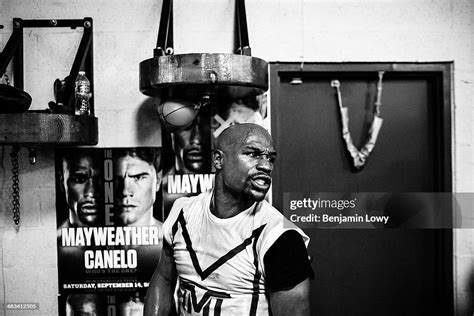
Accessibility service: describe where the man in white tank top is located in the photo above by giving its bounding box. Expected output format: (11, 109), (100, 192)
(145, 123), (313, 316)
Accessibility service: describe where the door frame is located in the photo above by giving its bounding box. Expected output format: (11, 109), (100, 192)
(269, 61), (454, 314)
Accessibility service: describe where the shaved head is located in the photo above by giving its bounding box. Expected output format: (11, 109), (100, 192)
(216, 123), (272, 154)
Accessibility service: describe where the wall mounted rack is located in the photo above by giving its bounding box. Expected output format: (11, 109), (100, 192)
(0, 17), (98, 146)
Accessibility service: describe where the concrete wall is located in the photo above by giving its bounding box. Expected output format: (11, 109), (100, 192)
(1, 0), (473, 315)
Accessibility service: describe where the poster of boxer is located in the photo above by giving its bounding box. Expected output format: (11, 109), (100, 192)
(161, 94), (268, 218)
(55, 147), (162, 316)
(161, 104), (214, 218)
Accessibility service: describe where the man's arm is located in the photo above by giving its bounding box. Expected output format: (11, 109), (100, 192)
(144, 240), (177, 316)
(264, 230), (314, 316)
(269, 278), (311, 316)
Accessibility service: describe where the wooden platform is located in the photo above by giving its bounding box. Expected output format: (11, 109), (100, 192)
(0, 113), (98, 145)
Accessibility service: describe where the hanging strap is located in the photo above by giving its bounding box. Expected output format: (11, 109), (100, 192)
(155, 0), (250, 56)
(155, 0), (174, 56)
(235, 0), (251, 56)
(331, 71), (385, 170)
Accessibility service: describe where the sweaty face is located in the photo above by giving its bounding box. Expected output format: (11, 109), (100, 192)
(63, 155), (103, 227)
(172, 115), (211, 173)
(222, 132), (276, 202)
(114, 155), (158, 225)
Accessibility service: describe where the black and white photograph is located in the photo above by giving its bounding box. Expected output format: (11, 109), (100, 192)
(0, 0), (473, 315)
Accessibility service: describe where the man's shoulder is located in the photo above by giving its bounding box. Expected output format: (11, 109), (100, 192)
(254, 200), (294, 232)
(254, 200), (309, 250)
(255, 200), (288, 223)
(173, 190), (210, 210)
(166, 190), (211, 222)
(162, 191), (211, 241)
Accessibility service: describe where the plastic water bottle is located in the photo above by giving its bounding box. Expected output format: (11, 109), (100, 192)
(75, 71), (91, 115)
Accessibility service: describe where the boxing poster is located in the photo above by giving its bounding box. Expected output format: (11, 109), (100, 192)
(161, 104), (213, 217)
(55, 147), (162, 316)
(161, 94), (268, 218)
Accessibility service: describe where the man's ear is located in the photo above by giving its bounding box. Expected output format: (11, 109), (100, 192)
(156, 170), (163, 192)
(59, 159), (68, 194)
(58, 170), (65, 194)
(213, 150), (223, 170)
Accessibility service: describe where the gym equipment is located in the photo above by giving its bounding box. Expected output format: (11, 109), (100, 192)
(139, 0), (268, 127)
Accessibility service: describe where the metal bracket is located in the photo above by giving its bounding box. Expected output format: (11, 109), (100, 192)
(0, 18), (94, 115)
(235, 0), (251, 56)
(154, 0), (252, 57)
(155, 0), (174, 57)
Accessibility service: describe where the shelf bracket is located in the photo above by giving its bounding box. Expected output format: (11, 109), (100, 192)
(0, 18), (94, 115)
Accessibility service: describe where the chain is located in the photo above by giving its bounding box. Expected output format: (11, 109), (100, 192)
(10, 146), (20, 225)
